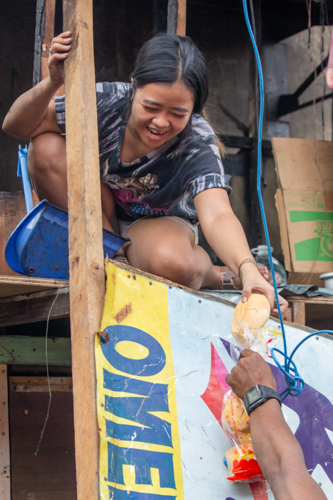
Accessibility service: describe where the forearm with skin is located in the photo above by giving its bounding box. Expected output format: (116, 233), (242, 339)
(251, 400), (326, 500)
(201, 210), (256, 277)
(2, 76), (60, 139)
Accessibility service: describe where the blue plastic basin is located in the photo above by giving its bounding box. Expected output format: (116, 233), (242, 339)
(5, 200), (129, 279)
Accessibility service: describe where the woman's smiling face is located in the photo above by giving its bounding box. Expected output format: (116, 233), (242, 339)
(127, 80), (195, 153)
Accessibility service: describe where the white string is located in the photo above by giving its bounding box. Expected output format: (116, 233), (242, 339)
(35, 292), (59, 456)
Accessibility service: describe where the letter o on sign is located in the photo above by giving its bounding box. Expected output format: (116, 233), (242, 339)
(101, 325), (166, 376)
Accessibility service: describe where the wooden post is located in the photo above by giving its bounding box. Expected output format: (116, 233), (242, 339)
(33, 0), (46, 86)
(33, 0), (64, 94)
(41, 0), (56, 80)
(167, 0), (187, 36)
(0, 364), (10, 500)
(63, 0), (104, 498)
(292, 302), (306, 326)
(248, 0), (262, 249)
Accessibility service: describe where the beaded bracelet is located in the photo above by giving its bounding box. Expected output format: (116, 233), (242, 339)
(238, 258), (258, 279)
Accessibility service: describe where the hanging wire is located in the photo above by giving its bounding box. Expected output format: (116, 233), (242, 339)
(35, 293), (59, 455)
(242, 0), (333, 402)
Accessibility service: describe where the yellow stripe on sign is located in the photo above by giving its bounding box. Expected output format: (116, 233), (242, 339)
(95, 260), (184, 500)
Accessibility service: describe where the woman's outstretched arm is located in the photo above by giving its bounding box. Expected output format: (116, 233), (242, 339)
(2, 32), (71, 139)
(194, 187), (288, 313)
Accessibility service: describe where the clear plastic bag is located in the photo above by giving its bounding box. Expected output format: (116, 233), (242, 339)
(222, 298), (281, 482)
(230, 314), (281, 356)
(222, 389), (265, 482)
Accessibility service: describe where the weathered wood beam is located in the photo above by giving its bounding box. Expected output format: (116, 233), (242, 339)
(41, 0), (56, 81)
(63, 0), (104, 498)
(9, 376), (72, 392)
(248, 0), (262, 249)
(33, 0), (46, 86)
(167, 0), (187, 36)
(0, 274), (68, 299)
(0, 364), (10, 500)
(291, 301), (306, 326)
(0, 336), (71, 366)
(0, 288), (69, 328)
(33, 0), (64, 92)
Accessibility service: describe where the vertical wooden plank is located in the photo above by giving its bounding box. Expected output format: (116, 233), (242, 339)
(41, 0), (56, 81)
(176, 0), (186, 36)
(282, 307), (292, 323)
(33, 0), (46, 86)
(33, 0), (56, 83)
(41, 0), (56, 62)
(63, 0), (104, 498)
(248, 0), (262, 249)
(292, 301), (306, 326)
(41, 0), (65, 95)
(167, 0), (186, 36)
(0, 364), (10, 500)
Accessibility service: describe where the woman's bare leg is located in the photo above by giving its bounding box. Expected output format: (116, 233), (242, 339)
(27, 132), (115, 230)
(123, 217), (221, 290)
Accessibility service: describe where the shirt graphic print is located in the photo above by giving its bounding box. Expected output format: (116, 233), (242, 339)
(55, 82), (231, 223)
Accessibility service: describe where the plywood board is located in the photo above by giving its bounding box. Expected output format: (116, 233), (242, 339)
(10, 376), (72, 392)
(0, 275), (68, 299)
(0, 287), (70, 328)
(0, 336), (71, 366)
(10, 384), (76, 500)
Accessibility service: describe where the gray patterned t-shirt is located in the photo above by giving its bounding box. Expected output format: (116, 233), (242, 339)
(55, 82), (231, 223)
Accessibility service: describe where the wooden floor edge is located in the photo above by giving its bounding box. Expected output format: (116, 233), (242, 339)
(0, 275), (69, 287)
(107, 258), (237, 305)
(107, 259), (320, 335)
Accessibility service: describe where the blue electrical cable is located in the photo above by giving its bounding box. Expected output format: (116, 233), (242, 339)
(242, 0), (333, 402)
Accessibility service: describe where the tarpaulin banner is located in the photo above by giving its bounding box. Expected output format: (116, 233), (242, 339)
(95, 260), (333, 500)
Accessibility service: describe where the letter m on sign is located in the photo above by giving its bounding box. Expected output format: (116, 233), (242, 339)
(103, 370), (172, 447)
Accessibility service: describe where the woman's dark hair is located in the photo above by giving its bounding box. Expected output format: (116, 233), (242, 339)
(131, 33), (208, 115)
(131, 33), (225, 157)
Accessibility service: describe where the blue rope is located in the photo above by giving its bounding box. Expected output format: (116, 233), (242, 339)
(242, 0), (333, 402)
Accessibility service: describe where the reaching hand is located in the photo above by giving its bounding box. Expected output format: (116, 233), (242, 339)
(48, 31), (72, 86)
(240, 265), (288, 315)
(231, 264), (269, 289)
(225, 350), (277, 400)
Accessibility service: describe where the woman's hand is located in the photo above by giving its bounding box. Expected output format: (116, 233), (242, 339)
(241, 264), (288, 315)
(48, 32), (72, 87)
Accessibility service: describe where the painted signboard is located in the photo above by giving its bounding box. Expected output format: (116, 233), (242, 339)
(95, 260), (333, 500)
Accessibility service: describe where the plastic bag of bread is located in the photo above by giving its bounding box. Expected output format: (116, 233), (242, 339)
(221, 293), (275, 482)
(230, 293), (281, 361)
(222, 389), (265, 483)
(231, 293), (271, 349)
(224, 442), (264, 482)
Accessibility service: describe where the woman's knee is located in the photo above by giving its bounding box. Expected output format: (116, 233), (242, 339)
(28, 132), (66, 178)
(148, 243), (198, 285)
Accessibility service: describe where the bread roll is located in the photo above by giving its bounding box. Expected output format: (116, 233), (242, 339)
(221, 391), (250, 442)
(225, 443), (255, 471)
(231, 293), (270, 348)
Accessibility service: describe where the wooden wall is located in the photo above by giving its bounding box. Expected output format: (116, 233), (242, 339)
(9, 378), (76, 500)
